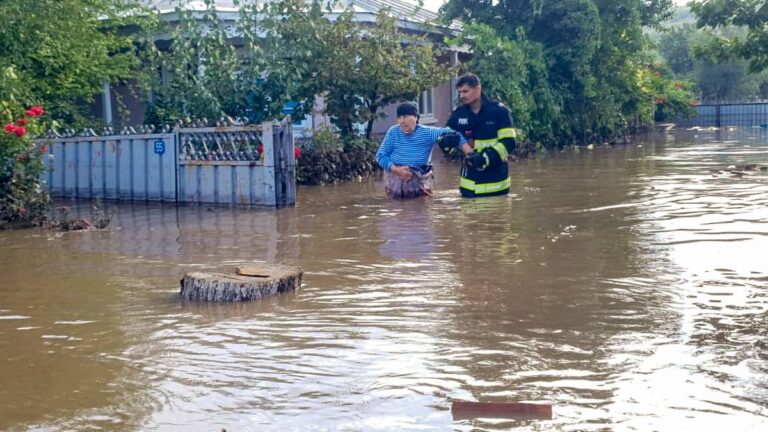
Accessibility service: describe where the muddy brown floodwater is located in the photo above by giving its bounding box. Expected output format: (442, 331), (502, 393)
(1, 130), (767, 431)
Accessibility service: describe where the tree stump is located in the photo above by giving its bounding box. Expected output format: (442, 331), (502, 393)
(179, 263), (302, 302)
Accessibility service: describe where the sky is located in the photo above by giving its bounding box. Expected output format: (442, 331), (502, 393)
(421, 0), (690, 13)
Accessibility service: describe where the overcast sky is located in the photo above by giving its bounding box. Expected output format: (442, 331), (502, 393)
(421, 0), (691, 13)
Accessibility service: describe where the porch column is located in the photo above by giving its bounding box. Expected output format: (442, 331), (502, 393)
(102, 82), (113, 125)
(450, 51), (459, 108)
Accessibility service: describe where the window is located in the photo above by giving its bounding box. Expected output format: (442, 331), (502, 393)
(419, 88), (434, 117)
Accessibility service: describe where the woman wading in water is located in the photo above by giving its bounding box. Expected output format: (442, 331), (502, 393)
(375, 102), (464, 199)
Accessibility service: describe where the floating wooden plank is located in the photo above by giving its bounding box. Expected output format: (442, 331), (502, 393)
(451, 401), (552, 420)
(180, 263), (302, 302)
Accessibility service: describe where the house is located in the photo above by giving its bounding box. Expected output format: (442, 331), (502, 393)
(96, 0), (467, 137)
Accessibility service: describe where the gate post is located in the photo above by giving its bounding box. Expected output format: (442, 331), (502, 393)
(715, 104), (721, 127)
(272, 119), (296, 207)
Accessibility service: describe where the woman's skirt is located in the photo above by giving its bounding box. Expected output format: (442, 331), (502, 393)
(384, 165), (434, 199)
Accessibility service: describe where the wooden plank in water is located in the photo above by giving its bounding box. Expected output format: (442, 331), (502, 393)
(236, 266), (271, 277)
(451, 401), (552, 420)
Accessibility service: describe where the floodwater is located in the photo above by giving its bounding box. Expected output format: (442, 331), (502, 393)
(1, 130), (767, 431)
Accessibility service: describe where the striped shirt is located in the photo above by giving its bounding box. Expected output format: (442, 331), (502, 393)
(375, 124), (465, 171)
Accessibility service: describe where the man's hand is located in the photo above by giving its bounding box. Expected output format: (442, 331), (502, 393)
(466, 151), (490, 171)
(437, 131), (461, 155)
(390, 165), (413, 180)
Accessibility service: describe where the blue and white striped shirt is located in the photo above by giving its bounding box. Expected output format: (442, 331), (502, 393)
(375, 125), (465, 171)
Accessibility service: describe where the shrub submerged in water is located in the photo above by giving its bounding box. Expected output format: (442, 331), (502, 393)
(0, 105), (50, 229)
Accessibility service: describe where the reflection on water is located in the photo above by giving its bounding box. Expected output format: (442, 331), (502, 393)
(378, 201), (436, 261)
(1, 130), (768, 431)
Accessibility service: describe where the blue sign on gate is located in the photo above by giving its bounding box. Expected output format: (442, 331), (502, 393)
(154, 139), (165, 155)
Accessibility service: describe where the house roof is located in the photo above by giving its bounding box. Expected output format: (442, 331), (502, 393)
(139, 1), (239, 13)
(138, 0), (452, 29)
(340, 0), (441, 25)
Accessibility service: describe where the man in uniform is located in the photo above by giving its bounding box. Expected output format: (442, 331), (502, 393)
(442, 73), (517, 198)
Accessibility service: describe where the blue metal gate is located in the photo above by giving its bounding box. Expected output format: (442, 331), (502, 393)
(41, 120), (295, 207)
(44, 133), (177, 201)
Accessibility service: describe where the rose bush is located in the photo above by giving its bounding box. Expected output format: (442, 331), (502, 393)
(1, 100), (50, 229)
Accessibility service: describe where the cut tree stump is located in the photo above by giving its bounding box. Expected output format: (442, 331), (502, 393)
(179, 263), (302, 302)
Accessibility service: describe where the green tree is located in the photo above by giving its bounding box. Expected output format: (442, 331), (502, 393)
(656, 22), (768, 100)
(448, 24), (559, 142)
(658, 25), (696, 75)
(0, 0), (155, 125)
(152, 0), (448, 138)
(259, 0), (449, 138)
(146, 0), (286, 124)
(443, 0), (678, 145)
(690, 0), (768, 72)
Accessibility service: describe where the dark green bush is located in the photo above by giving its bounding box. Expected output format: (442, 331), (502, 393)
(296, 136), (380, 185)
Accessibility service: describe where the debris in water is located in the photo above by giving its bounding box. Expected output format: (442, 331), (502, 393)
(451, 401), (552, 420)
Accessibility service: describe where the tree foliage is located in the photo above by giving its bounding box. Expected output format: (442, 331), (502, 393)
(149, 0), (449, 138)
(690, 0), (768, 72)
(442, 0), (690, 145)
(145, 0), (286, 125)
(0, 0), (155, 125)
(0, 0), (154, 228)
(656, 21), (768, 101)
(658, 25), (696, 75)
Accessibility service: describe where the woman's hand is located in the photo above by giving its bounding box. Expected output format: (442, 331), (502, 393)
(390, 165), (413, 181)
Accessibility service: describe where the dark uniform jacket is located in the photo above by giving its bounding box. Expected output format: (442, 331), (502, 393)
(447, 95), (517, 197)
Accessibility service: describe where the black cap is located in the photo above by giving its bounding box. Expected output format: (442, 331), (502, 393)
(396, 102), (419, 119)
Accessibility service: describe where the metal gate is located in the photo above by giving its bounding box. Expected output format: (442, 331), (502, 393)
(42, 120), (295, 207)
(45, 133), (177, 201)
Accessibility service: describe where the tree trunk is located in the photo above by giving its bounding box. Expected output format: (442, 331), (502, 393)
(179, 263), (302, 302)
(365, 95), (379, 139)
(365, 104), (379, 140)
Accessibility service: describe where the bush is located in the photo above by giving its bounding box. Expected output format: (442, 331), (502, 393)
(0, 102), (50, 229)
(296, 135), (380, 185)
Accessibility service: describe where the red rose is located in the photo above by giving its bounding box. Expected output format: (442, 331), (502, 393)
(16, 118), (28, 126)
(294, 147), (301, 158)
(28, 106), (44, 116)
(256, 144), (264, 153)
(14, 127), (26, 137)
(40, 144), (48, 152)
(4, 123), (16, 133)
(25, 109), (35, 117)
